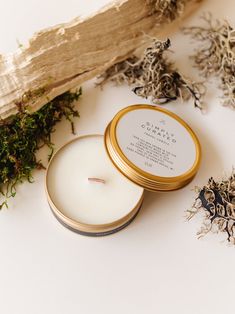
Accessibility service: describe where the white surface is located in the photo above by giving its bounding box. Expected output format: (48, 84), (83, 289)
(47, 135), (143, 224)
(0, 1), (235, 314)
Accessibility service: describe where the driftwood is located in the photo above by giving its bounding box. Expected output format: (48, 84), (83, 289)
(0, 0), (203, 120)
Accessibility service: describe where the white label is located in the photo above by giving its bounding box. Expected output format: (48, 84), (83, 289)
(116, 108), (197, 177)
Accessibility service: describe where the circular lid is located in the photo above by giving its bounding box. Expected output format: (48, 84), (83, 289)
(104, 104), (201, 191)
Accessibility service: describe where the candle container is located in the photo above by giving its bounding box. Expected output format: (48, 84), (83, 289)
(46, 135), (144, 236)
(105, 105), (201, 191)
(45, 105), (201, 236)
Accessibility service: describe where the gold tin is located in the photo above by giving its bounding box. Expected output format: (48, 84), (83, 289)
(45, 105), (201, 236)
(104, 105), (201, 191)
(45, 135), (144, 237)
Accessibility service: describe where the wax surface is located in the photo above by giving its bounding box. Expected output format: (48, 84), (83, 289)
(47, 135), (143, 225)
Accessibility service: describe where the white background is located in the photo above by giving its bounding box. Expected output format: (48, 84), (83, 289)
(0, 1), (235, 313)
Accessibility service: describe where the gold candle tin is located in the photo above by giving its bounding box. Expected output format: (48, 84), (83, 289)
(47, 183), (144, 237)
(45, 135), (144, 237)
(45, 104), (201, 236)
(104, 105), (201, 191)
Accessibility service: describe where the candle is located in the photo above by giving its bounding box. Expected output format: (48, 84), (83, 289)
(45, 104), (201, 237)
(46, 135), (144, 236)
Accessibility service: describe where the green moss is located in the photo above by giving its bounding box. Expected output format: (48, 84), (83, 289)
(0, 88), (81, 208)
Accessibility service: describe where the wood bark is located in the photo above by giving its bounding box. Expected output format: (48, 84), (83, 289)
(0, 0), (203, 120)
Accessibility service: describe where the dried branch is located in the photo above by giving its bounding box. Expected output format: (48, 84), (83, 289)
(0, 0), (204, 120)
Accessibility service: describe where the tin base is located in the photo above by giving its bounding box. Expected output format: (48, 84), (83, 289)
(49, 203), (142, 237)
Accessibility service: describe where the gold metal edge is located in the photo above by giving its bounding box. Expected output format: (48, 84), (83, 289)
(105, 104), (201, 191)
(45, 134), (145, 234)
(105, 125), (189, 191)
(112, 105), (201, 182)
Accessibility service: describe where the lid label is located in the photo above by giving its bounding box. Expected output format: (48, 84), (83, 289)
(126, 135), (176, 173)
(116, 108), (197, 177)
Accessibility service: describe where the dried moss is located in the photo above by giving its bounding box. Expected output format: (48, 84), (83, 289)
(184, 14), (235, 108)
(147, 0), (187, 22)
(187, 172), (235, 244)
(0, 89), (81, 208)
(99, 39), (205, 108)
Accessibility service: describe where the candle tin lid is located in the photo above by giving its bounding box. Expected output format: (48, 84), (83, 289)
(104, 104), (201, 191)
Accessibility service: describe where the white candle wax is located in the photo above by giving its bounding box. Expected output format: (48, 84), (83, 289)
(46, 135), (144, 228)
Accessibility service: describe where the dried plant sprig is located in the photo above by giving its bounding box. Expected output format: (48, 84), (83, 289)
(147, 0), (187, 23)
(0, 89), (81, 209)
(183, 13), (235, 108)
(187, 171), (235, 244)
(98, 39), (205, 109)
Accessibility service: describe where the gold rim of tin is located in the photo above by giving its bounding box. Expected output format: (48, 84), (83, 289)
(104, 105), (201, 191)
(45, 134), (144, 235)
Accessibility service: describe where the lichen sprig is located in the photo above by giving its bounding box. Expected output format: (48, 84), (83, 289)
(0, 89), (81, 208)
(187, 172), (235, 244)
(147, 0), (187, 23)
(183, 14), (235, 108)
(98, 39), (205, 108)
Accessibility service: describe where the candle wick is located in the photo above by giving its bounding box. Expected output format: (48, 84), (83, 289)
(88, 177), (106, 184)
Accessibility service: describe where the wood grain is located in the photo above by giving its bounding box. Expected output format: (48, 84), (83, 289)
(0, 0), (203, 120)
